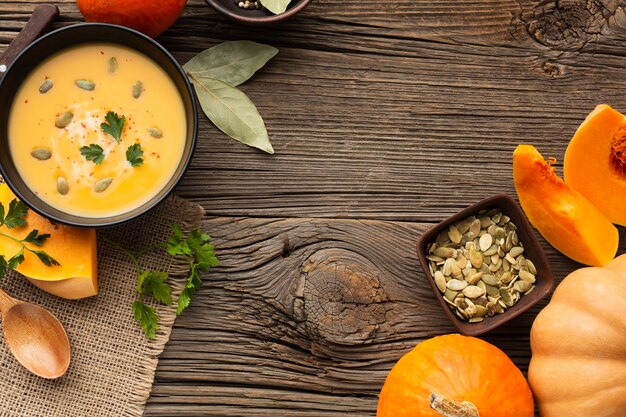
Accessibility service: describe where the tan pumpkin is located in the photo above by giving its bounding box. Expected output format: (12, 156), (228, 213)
(529, 253), (626, 417)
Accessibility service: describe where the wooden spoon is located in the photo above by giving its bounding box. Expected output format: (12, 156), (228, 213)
(0, 288), (70, 379)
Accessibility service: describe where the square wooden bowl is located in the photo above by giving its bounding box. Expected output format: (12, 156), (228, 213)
(416, 194), (555, 336)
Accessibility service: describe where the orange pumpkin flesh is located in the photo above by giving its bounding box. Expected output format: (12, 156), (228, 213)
(77, 0), (187, 38)
(0, 184), (98, 299)
(529, 254), (626, 417)
(564, 104), (626, 226)
(513, 144), (618, 266)
(377, 334), (534, 417)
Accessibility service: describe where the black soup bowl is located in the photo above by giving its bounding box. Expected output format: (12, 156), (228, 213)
(0, 23), (198, 227)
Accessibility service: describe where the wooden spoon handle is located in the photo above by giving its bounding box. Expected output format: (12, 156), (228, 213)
(0, 287), (18, 316)
(0, 4), (59, 76)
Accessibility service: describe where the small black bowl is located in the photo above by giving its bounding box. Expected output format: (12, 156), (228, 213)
(206, 0), (313, 25)
(0, 23), (198, 228)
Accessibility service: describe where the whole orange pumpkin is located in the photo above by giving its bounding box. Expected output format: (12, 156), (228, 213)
(76, 0), (187, 38)
(377, 334), (534, 417)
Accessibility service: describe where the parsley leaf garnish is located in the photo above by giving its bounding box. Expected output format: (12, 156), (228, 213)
(80, 143), (105, 164)
(0, 199), (59, 281)
(132, 300), (158, 339)
(103, 223), (218, 339)
(126, 143), (144, 167)
(101, 111), (126, 143)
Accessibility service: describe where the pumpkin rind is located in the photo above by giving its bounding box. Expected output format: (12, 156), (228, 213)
(377, 334), (534, 417)
(564, 104), (626, 226)
(0, 184), (98, 299)
(529, 254), (626, 417)
(513, 144), (618, 266)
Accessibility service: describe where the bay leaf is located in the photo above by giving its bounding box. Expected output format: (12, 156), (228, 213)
(260, 0), (292, 14)
(189, 75), (273, 154)
(183, 41), (278, 87)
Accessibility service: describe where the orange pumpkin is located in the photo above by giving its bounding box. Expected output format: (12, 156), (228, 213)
(0, 184), (98, 299)
(513, 144), (618, 266)
(77, 0), (187, 38)
(377, 334), (534, 417)
(564, 104), (626, 226)
(529, 253), (626, 417)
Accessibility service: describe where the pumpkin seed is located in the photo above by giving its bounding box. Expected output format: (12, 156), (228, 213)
(434, 271), (447, 293)
(57, 176), (69, 195)
(524, 285), (536, 296)
(481, 274), (501, 286)
(514, 280), (532, 293)
(108, 57), (118, 74)
(470, 219), (482, 236)
(447, 224), (462, 244)
(474, 305), (488, 317)
(476, 280), (486, 293)
(469, 245), (483, 268)
(486, 302), (496, 316)
(483, 244), (498, 256)
(489, 258), (502, 272)
(510, 246), (524, 258)
(469, 316), (484, 323)
(479, 216), (492, 228)
(450, 259), (461, 277)
(479, 234), (493, 251)
(526, 259), (537, 275)
(39, 79), (53, 94)
(466, 271), (483, 285)
(462, 285), (485, 299)
(456, 216), (474, 234)
(433, 247), (455, 259)
(457, 254), (468, 269)
(426, 255), (444, 263)
(519, 269), (536, 283)
(132, 80), (144, 98)
(31, 147), (51, 160)
(492, 212), (502, 224)
(94, 177), (113, 193)
(148, 127), (163, 138)
(499, 288), (515, 307)
(505, 253), (517, 265)
(500, 271), (513, 284)
(447, 279), (468, 291)
(436, 231), (450, 245)
(442, 258), (454, 276)
(444, 288), (458, 302)
(494, 227), (506, 239)
(55, 111), (73, 128)
(485, 284), (500, 297)
(464, 299), (477, 316)
(75, 79), (95, 91)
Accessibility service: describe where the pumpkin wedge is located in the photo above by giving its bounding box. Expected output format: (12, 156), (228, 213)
(0, 183), (98, 299)
(513, 144), (618, 266)
(564, 104), (626, 226)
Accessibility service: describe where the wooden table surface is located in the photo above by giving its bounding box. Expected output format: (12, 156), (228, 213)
(3, 1), (626, 415)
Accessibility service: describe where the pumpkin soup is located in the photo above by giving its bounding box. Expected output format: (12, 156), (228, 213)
(8, 43), (186, 218)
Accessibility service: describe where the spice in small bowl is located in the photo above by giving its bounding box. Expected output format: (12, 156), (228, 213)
(416, 194), (555, 336)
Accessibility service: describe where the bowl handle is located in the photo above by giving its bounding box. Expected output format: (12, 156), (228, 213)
(0, 4), (59, 79)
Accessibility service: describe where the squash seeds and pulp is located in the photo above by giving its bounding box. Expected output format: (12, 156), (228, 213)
(426, 208), (538, 323)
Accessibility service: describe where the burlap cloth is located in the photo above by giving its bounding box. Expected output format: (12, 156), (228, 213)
(0, 195), (205, 417)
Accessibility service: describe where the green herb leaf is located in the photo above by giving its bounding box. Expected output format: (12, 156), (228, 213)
(259, 0), (292, 14)
(166, 223), (191, 256)
(188, 229), (219, 268)
(137, 270), (172, 305)
(80, 143), (105, 164)
(126, 143), (144, 167)
(101, 111), (126, 143)
(8, 250), (24, 270)
(22, 229), (51, 247)
(189, 76), (273, 154)
(0, 256), (7, 279)
(4, 199), (28, 229)
(177, 265), (203, 314)
(183, 41), (278, 87)
(132, 300), (158, 339)
(30, 250), (60, 267)
(0, 203), (5, 223)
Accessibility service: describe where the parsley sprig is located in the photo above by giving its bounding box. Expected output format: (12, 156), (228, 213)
(101, 111), (126, 143)
(103, 224), (218, 339)
(126, 143), (144, 167)
(80, 143), (105, 164)
(0, 199), (60, 279)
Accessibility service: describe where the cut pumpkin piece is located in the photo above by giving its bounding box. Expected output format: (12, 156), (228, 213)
(513, 145), (618, 267)
(0, 183), (98, 299)
(564, 104), (626, 226)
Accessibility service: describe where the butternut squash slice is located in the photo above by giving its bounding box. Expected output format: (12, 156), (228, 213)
(0, 183), (98, 299)
(513, 144), (618, 266)
(564, 104), (626, 226)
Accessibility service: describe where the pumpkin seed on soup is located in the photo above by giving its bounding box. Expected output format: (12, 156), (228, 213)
(132, 80), (143, 98)
(108, 57), (118, 74)
(75, 79), (96, 91)
(94, 177), (113, 193)
(425, 208), (539, 322)
(31, 147), (52, 160)
(57, 176), (69, 195)
(39, 79), (53, 94)
(55, 111), (73, 128)
(148, 127), (163, 138)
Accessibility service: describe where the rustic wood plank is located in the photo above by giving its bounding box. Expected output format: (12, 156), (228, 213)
(145, 216), (626, 416)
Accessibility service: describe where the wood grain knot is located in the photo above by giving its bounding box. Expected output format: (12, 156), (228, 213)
(525, 0), (620, 50)
(298, 249), (390, 345)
